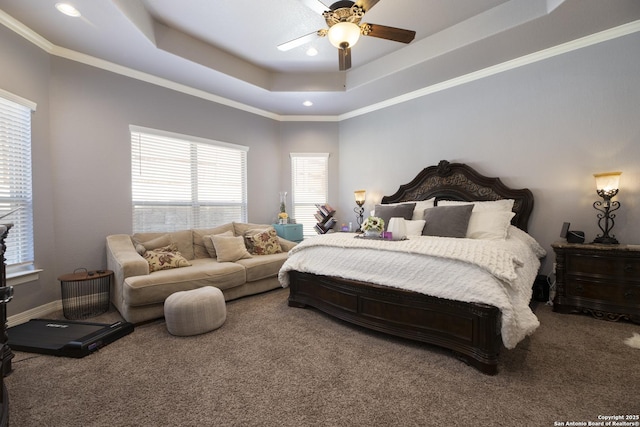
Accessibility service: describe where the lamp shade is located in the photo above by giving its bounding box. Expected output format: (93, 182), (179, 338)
(594, 172), (621, 192)
(387, 217), (407, 241)
(354, 190), (366, 206)
(328, 22), (361, 48)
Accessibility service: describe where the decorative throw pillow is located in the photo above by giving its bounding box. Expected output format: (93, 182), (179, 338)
(422, 205), (474, 238)
(243, 228), (269, 254)
(248, 228), (283, 255)
(143, 244), (192, 272)
(211, 234), (252, 262)
(437, 200), (516, 240)
(404, 220), (426, 236)
(373, 203), (416, 230)
(202, 231), (234, 258)
(466, 211), (515, 240)
(377, 198), (435, 220)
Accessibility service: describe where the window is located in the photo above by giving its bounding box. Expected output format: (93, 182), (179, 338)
(0, 92), (35, 270)
(290, 153), (329, 237)
(130, 126), (248, 233)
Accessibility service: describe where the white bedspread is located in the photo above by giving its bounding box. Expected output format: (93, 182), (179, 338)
(279, 226), (546, 349)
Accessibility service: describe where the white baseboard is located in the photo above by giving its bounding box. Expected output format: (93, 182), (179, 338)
(8, 300), (63, 327)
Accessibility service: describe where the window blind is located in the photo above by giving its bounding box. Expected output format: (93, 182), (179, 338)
(290, 153), (329, 237)
(130, 126), (248, 232)
(0, 95), (35, 267)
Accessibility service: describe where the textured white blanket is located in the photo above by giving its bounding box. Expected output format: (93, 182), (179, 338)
(279, 226), (546, 349)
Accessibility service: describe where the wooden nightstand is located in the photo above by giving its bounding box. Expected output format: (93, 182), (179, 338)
(273, 223), (303, 243)
(552, 242), (640, 323)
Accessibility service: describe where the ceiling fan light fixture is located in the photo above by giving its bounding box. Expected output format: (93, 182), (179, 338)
(327, 22), (361, 49)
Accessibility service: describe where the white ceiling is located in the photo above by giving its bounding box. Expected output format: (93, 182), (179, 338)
(1, 0), (640, 118)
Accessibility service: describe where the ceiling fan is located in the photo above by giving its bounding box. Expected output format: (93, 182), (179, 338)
(277, 0), (416, 71)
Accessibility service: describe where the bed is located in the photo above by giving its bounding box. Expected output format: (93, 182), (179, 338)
(279, 160), (544, 375)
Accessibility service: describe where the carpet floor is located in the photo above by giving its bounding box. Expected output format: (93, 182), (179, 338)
(5, 288), (640, 426)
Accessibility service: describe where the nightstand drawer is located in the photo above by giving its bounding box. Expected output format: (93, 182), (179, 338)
(552, 242), (640, 323)
(566, 254), (640, 282)
(566, 278), (640, 306)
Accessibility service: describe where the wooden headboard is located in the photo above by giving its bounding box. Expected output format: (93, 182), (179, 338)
(381, 160), (534, 231)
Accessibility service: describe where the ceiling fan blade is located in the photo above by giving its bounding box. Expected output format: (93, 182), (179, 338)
(338, 46), (352, 71)
(299, 0), (329, 15)
(354, 0), (381, 13)
(277, 31), (322, 51)
(362, 23), (416, 44)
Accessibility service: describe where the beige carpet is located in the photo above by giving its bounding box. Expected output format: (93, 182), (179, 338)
(6, 288), (640, 427)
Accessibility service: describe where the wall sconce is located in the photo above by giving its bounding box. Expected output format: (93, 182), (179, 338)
(354, 190), (366, 231)
(593, 171), (621, 244)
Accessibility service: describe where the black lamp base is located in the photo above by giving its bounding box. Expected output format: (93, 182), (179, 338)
(592, 236), (619, 245)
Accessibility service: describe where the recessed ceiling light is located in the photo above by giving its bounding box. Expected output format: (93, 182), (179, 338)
(55, 3), (81, 17)
(303, 101), (313, 107)
(306, 47), (318, 57)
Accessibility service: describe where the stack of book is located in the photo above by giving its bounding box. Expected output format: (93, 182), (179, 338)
(314, 203), (336, 234)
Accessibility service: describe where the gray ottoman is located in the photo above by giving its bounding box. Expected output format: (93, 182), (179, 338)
(164, 287), (226, 336)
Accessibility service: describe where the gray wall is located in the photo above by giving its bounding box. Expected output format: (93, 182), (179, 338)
(0, 25), (57, 315)
(277, 122), (340, 226)
(1, 25), (322, 317)
(336, 31), (640, 272)
(2, 23), (639, 317)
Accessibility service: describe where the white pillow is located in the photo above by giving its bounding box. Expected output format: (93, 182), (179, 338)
(374, 198), (435, 221)
(466, 211), (515, 240)
(405, 220), (426, 236)
(437, 200), (515, 240)
(211, 234), (252, 262)
(437, 199), (514, 212)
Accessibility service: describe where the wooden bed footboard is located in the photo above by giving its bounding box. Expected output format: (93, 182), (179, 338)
(288, 271), (502, 375)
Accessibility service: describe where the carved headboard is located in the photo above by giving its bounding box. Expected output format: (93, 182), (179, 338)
(381, 160), (534, 231)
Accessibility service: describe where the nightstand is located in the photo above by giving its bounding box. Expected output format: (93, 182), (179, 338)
(273, 223), (303, 243)
(552, 242), (640, 323)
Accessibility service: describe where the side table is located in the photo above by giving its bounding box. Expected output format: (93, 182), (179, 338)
(273, 223), (303, 243)
(58, 269), (113, 319)
(552, 242), (640, 323)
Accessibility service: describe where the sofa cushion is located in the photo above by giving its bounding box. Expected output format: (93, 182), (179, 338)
(232, 222), (273, 237)
(134, 234), (172, 255)
(211, 234), (252, 262)
(193, 224), (235, 259)
(234, 252), (289, 282)
(143, 244), (192, 272)
(132, 230), (195, 260)
(123, 259), (245, 306)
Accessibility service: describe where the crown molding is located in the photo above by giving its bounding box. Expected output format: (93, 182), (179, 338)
(339, 19), (640, 121)
(1, 10), (639, 123)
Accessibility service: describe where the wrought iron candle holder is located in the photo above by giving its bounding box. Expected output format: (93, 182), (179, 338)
(592, 172), (621, 245)
(353, 190), (366, 232)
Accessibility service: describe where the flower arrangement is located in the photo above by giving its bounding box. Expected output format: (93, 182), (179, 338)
(278, 212), (288, 220)
(361, 216), (385, 232)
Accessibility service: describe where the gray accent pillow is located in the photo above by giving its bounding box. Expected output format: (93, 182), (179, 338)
(422, 205), (474, 238)
(374, 203), (416, 230)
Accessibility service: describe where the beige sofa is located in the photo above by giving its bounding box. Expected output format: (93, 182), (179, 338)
(106, 222), (296, 324)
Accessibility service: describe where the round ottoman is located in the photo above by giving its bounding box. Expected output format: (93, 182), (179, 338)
(164, 287), (226, 336)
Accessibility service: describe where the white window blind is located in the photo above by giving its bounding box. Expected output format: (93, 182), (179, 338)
(290, 153), (329, 237)
(131, 126), (248, 232)
(0, 95), (35, 268)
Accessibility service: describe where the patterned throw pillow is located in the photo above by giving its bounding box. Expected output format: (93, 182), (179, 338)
(248, 228), (282, 255)
(143, 244), (192, 272)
